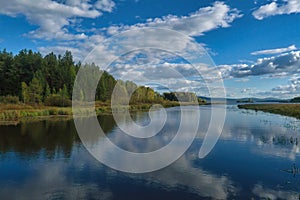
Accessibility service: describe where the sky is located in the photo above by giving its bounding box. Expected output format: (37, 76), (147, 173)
(0, 0), (300, 99)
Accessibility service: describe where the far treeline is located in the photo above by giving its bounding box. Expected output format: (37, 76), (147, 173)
(0, 49), (205, 107)
(291, 97), (300, 103)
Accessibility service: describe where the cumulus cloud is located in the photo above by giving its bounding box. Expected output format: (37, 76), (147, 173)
(253, 0), (300, 20)
(36, 2), (240, 97)
(39, 34), (107, 61)
(34, 2), (238, 97)
(220, 51), (300, 78)
(0, 0), (115, 40)
(270, 76), (300, 96)
(39, 1), (241, 65)
(251, 45), (297, 55)
(106, 1), (242, 37)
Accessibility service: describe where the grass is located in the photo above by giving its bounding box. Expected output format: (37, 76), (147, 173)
(238, 104), (300, 119)
(0, 100), (182, 124)
(0, 99), (204, 125)
(0, 104), (72, 122)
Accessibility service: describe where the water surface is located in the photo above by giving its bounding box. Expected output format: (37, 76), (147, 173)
(0, 105), (300, 199)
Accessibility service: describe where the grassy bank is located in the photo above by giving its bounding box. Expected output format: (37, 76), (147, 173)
(0, 101), (183, 124)
(0, 104), (73, 122)
(238, 104), (300, 119)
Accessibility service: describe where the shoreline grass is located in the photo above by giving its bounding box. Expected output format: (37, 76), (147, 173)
(238, 104), (300, 119)
(0, 101), (184, 125)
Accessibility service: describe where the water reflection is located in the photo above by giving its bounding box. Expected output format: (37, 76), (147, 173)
(0, 159), (113, 200)
(217, 106), (300, 161)
(0, 115), (117, 159)
(0, 119), (78, 159)
(129, 153), (237, 199)
(0, 146), (237, 199)
(0, 105), (300, 199)
(252, 184), (299, 200)
(281, 163), (300, 177)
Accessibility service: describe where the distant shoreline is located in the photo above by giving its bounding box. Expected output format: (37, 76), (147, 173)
(238, 104), (300, 119)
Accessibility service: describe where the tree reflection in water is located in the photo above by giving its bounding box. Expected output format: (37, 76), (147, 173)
(0, 115), (117, 159)
(281, 163), (300, 177)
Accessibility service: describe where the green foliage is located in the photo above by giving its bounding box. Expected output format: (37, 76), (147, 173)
(45, 94), (71, 107)
(27, 77), (43, 104)
(58, 84), (69, 99)
(0, 49), (16, 96)
(0, 48), (203, 108)
(44, 83), (51, 100)
(291, 97), (300, 103)
(0, 49), (78, 102)
(198, 97), (206, 104)
(125, 81), (138, 95)
(128, 86), (162, 104)
(97, 70), (117, 101)
(163, 92), (178, 101)
(238, 104), (300, 119)
(21, 82), (29, 103)
(163, 92), (198, 103)
(0, 95), (20, 104)
(111, 81), (128, 105)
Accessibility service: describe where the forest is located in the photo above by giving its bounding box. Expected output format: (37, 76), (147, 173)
(0, 49), (203, 107)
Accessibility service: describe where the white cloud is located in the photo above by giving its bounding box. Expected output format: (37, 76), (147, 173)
(39, 1), (241, 63)
(251, 45), (297, 55)
(271, 76), (300, 96)
(246, 75), (300, 99)
(220, 51), (300, 78)
(234, 78), (250, 82)
(253, 0), (300, 20)
(95, 0), (115, 12)
(0, 0), (115, 40)
(36, 2), (238, 97)
(106, 1), (242, 37)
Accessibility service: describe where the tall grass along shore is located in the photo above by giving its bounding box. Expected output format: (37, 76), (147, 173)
(0, 101), (183, 125)
(238, 104), (300, 119)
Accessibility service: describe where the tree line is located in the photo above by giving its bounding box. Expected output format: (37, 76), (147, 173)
(0, 49), (204, 106)
(291, 97), (300, 103)
(0, 49), (78, 105)
(0, 49), (166, 106)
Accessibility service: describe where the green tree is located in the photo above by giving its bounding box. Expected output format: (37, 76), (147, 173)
(28, 77), (43, 104)
(112, 81), (128, 105)
(21, 82), (29, 103)
(0, 50), (17, 96)
(44, 83), (51, 100)
(59, 84), (69, 99)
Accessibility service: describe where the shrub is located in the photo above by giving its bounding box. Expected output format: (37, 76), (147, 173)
(0, 95), (20, 104)
(49, 109), (58, 115)
(45, 95), (71, 107)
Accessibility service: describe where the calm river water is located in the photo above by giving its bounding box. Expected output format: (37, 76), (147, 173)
(0, 105), (300, 199)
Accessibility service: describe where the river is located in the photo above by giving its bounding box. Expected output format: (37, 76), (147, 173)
(0, 105), (300, 199)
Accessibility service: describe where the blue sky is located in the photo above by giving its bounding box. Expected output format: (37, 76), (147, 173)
(0, 0), (300, 98)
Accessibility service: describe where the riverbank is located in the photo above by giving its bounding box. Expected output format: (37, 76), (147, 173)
(238, 104), (300, 119)
(0, 101), (185, 125)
